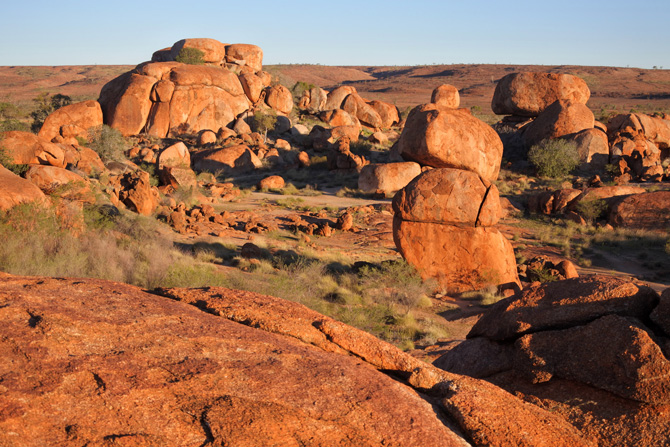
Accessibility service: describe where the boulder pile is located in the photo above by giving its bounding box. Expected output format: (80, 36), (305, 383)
(435, 276), (670, 446)
(99, 38), (290, 138)
(392, 85), (520, 293)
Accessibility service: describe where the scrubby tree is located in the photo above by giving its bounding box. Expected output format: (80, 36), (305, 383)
(528, 138), (580, 178)
(87, 124), (128, 162)
(175, 47), (205, 65)
(252, 110), (278, 142)
(30, 93), (71, 133)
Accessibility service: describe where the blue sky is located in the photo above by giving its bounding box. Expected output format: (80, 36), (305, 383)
(1, 0), (668, 69)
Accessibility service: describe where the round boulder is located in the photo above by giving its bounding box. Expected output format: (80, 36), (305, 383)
(492, 72), (591, 117)
(431, 84), (460, 109)
(397, 104), (504, 182)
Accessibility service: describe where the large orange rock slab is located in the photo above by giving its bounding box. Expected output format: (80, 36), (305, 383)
(342, 92), (383, 129)
(492, 72), (591, 117)
(469, 276), (659, 341)
(0, 274), (466, 447)
(397, 104), (503, 181)
(607, 190), (670, 229)
(0, 166), (46, 211)
(324, 85), (358, 111)
(393, 218), (520, 293)
(393, 168), (501, 226)
(169, 38), (227, 64)
(225, 44), (263, 73)
(264, 84), (293, 115)
(38, 100), (103, 143)
(99, 72), (155, 136)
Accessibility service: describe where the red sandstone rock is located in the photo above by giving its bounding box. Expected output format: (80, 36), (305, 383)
(392, 168), (502, 226)
(257, 175), (285, 190)
(225, 43), (263, 73)
(264, 85), (293, 115)
(650, 288), (670, 337)
(24, 165), (94, 203)
(368, 100), (400, 128)
(192, 144), (261, 174)
(0, 166), (47, 210)
(319, 109), (360, 128)
(515, 315), (670, 404)
(469, 276), (659, 341)
(492, 72), (591, 117)
(324, 85), (358, 110)
(238, 72), (265, 103)
(607, 113), (670, 148)
(358, 162), (421, 194)
(38, 100), (103, 143)
(118, 170), (159, 215)
(607, 191), (670, 229)
(342, 93), (383, 128)
(431, 84), (460, 108)
(393, 218), (520, 293)
(169, 38), (227, 64)
(397, 104), (503, 181)
(561, 128), (610, 169)
(157, 141), (191, 168)
(1, 131), (66, 167)
(523, 100), (595, 148)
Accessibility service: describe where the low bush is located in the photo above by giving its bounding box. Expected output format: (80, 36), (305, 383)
(87, 124), (128, 162)
(528, 138), (580, 178)
(175, 47), (205, 65)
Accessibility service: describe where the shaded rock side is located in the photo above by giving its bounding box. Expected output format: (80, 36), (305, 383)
(393, 218), (520, 294)
(469, 276), (660, 341)
(397, 104), (503, 181)
(608, 190), (670, 230)
(358, 162), (421, 194)
(522, 99), (595, 148)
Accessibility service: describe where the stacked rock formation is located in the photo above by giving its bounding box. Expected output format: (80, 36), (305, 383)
(99, 38), (290, 138)
(493, 72), (609, 170)
(393, 85), (520, 294)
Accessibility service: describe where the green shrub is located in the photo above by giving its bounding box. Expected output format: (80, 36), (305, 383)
(30, 93), (71, 133)
(575, 199), (608, 224)
(252, 110), (278, 140)
(528, 139), (580, 178)
(87, 124), (128, 162)
(175, 47), (205, 65)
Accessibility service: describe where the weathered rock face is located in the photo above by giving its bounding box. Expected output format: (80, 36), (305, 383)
(608, 190), (670, 229)
(1, 131), (66, 167)
(118, 170), (159, 215)
(258, 175), (285, 190)
(157, 141), (191, 168)
(469, 276), (659, 341)
(264, 84), (293, 115)
(191, 144), (262, 174)
(397, 104), (504, 182)
(431, 84), (460, 109)
(38, 100), (103, 144)
(225, 44), (263, 73)
(342, 93), (383, 129)
(324, 86), (358, 111)
(368, 100), (400, 128)
(392, 168), (501, 226)
(99, 61), (253, 137)
(298, 86), (329, 112)
(523, 100), (595, 148)
(560, 128), (609, 169)
(0, 274), (471, 446)
(394, 218), (520, 293)
(358, 162), (421, 194)
(435, 276), (670, 446)
(0, 166), (46, 211)
(239, 72), (265, 103)
(492, 72), (591, 117)
(319, 109), (360, 128)
(24, 165), (94, 203)
(608, 113), (670, 148)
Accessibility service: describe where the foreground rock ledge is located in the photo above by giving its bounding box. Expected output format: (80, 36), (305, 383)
(0, 274), (590, 446)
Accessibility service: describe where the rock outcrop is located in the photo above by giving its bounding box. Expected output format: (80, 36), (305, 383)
(0, 166), (47, 211)
(38, 100), (103, 144)
(0, 273), (592, 446)
(435, 276), (670, 446)
(357, 162), (421, 194)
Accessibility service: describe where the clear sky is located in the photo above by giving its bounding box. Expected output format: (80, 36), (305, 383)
(1, 0), (668, 69)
